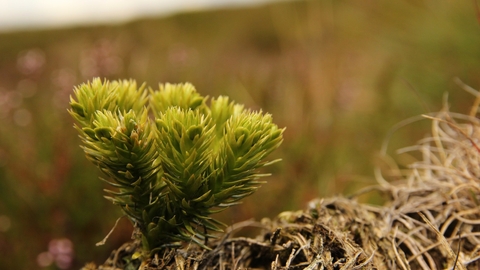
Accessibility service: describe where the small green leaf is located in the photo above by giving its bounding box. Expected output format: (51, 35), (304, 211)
(187, 125), (202, 141)
(94, 127), (113, 140)
(192, 190), (212, 203)
(131, 177), (142, 186)
(147, 222), (156, 232)
(82, 128), (97, 140)
(132, 251), (142, 260)
(234, 127), (249, 143)
(190, 97), (204, 110)
(70, 102), (86, 117)
(181, 198), (191, 210)
(184, 221), (196, 235)
(155, 119), (168, 132)
(124, 170), (134, 179)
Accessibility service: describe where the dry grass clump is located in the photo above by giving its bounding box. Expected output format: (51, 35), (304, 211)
(369, 95), (480, 269)
(283, 93), (480, 269)
(299, 93), (480, 269)
(87, 91), (480, 270)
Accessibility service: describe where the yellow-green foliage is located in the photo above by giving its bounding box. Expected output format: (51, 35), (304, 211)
(69, 78), (283, 253)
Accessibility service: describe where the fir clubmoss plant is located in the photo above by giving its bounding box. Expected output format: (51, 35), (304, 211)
(68, 78), (283, 255)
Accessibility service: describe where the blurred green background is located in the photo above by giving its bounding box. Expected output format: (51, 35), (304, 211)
(1, 0), (480, 268)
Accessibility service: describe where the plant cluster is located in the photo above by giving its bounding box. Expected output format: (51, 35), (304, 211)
(68, 78), (283, 255)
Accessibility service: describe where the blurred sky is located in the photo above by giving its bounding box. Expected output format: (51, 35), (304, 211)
(0, 0), (280, 32)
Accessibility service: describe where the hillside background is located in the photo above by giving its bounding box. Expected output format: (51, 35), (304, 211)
(1, 0), (480, 269)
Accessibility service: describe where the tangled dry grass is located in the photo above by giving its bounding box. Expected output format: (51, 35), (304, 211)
(86, 86), (480, 270)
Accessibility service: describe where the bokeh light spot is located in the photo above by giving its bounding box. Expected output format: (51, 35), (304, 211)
(48, 238), (74, 269)
(17, 48), (46, 75)
(36, 252), (54, 267)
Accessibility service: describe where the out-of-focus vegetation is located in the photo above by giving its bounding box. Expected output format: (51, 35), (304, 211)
(0, 0), (479, 268)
